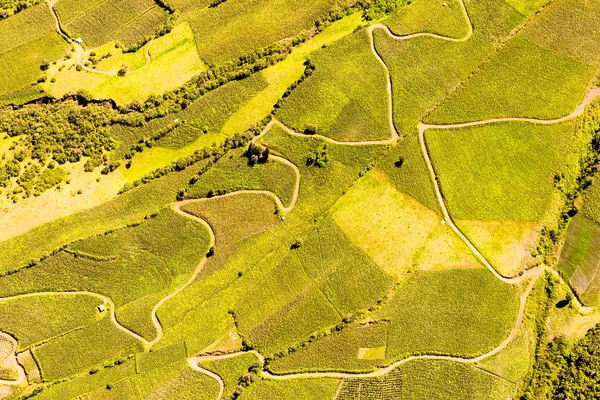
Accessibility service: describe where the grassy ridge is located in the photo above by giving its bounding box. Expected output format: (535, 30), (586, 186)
(427, 121), (576, 221)
(374, 0), (523, 133)
(186, 147), (298, 207)
(187, 0), (343, 65)
(277, 29), (390, 142)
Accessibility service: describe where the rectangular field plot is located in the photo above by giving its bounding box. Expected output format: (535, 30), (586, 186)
(558, 214), (600, 306)
(426, 121), (577, 221)
(57, 0), (169, 48)
(187, 0), (343, 65)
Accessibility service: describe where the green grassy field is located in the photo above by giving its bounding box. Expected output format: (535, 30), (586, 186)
(331, 168), (479, 280)
(240, 377), (340, 400)
(187, 0), (345, 65)
(277, 28), (390, 142)
(33, 317), (144, 380)
(199, 352), (259, 399)
(56, 0), (169, 48)
(0, 295), (99, 351)
(426, 121), (577, 221)
(374, 0), (524, 133)
(0, 208), (210, 339)
(385, 0), (470, 38)
(427, 36), (596, 123)
(557, 214), (600, 307)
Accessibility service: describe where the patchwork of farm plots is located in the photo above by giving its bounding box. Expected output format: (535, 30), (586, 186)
(1, 0), (600, 398)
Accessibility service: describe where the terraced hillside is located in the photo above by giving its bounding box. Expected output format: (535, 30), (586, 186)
(1, 0), (600, 399)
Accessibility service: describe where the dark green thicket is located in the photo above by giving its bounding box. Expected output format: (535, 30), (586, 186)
(519, 324), (600, 399)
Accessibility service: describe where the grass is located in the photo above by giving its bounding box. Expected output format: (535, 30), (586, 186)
(199, 352), (259, 399)
(269, 323), (388, 373)
(331, 168), (479, 281)
(378, 268), (519, 359)
(186, 147), (298, 207)
(187, 0), (346, 65)
(336, 359), (516, 399)
(456, 219), (538, 277)
(44, 22), (208, 105)
(33, 317), (144, 380)
(523, 0), (600, 66)
(427, 36), (597, 123)
(503, 0), (550, 17)
(0, 208), (210, 339)
(234, 217), (394, 353)
(426, 121), (577, 221)
(557, 214), (600, 307)
(179, 192), (281, 278)
(385, 0), (470, 39)
(57, 0), (168, 48)
(0, 294), (99, 351)
(373, 0), (524, 133)
(276, 28), (390, 142)
(240, 377), (340, 400)
(477, 327), (532, 384)
(136, 342), (186, 373)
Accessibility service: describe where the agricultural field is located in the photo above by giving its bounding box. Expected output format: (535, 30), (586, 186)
(0, 5), (68, 98)
(186, 0), (349, 65)
(2, 0), (600, 398)
(276, 29), (390, 142)
(55, 0), (169, 48)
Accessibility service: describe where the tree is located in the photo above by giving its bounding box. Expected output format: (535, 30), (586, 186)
(117, 64), (129, 76)
(40, 59), (50, 71)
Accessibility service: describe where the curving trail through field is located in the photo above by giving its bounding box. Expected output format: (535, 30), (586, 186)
(48, 0), (154, 77)
(0, 148), (300, 373)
